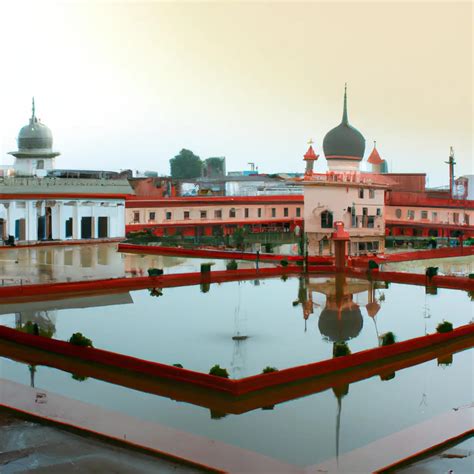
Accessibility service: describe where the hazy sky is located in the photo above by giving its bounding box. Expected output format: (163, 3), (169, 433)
(0, 1), (472, 186)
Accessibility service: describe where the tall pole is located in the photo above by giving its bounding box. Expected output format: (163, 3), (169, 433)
(445, 147), (455, 198)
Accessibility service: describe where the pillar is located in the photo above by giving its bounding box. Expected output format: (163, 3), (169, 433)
(26, 200), (37, 241)
(72, 202), (80, 239)
(6, 202), (16, 237)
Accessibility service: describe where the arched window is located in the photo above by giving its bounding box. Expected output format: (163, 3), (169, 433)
(321, 210), (333, 229)
(395, 208), (402, 219)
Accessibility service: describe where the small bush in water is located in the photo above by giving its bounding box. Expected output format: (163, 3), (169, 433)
(226, 260), (238, 271)
(209, 365), (229, 378)
(333, 342), (351, 357)
(69, 333), (93, 348)
(262, 366), (278, 374)
(381, 331), (396, 346)
(436, 321), (453, 333)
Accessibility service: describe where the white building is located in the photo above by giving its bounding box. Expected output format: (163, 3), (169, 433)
(303, 86), (388, 256)
(1, 99), (132, 243)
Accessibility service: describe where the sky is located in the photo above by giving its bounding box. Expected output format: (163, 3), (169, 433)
(0, 1), (472, 186)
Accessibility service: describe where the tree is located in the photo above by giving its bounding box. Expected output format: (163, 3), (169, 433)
(170, 149), (202, 179)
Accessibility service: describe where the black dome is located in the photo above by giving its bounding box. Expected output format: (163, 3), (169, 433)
(323, 86), (365, 160)
(318, 306), (363, 342)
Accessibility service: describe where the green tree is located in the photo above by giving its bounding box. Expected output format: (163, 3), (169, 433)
(170, 149), (202, 179)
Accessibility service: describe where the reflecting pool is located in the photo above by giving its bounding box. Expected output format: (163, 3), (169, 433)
(0, 250), (472, 468)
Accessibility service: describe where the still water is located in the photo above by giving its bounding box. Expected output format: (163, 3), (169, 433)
(0, 249), (472, 467)
(0, 276), (471, 378)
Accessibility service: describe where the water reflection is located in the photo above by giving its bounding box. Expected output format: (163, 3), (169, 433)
(296, 275), (388, 353)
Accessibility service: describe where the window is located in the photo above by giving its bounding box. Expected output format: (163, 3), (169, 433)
(133, 211), (140, 223)
(369, 189), (375, 199)
(367, 216), (375, 228)
(65, 218), (73, 238)
(166, 211), (172, 220)
(376, 208), (381, 216)
(321, 210), (333, 228)
(284, 207), (289, 217)
(421, 211), (428, 219)
(200, 210), (207, 219)
(229, 208), (236, 218)
(407, 210), (415, 220)
(432, 212), (438, 222)
(465, 214), (470, 225)
(214, 210), (222, 219)
(184, 211), (190, 220)
(296, 207), (301, 217)
(149, 212), (156, 221)
(258, 208), (262, 218)
(37, 160), (44, 170)
(358, 188), (364, 199)
(453, 212), (459, 224)
(395, 209), (402, 219)
(362, 207), (368, 216)
(245, 208), (249, 218)
(271, 208), (276, 218)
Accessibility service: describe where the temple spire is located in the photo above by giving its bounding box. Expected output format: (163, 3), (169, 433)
(342, 83), (348, 125)
(31, 97), (36, 121)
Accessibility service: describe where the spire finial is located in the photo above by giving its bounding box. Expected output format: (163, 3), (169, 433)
(32, 97), (36, 120)
(342, 83), (348, 124)
(308, 138), (314, 145)
(374, 140), (376, 148)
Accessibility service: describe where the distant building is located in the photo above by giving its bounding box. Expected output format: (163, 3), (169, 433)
(0, 99), (133, 243)
(303, 86), (388, 256)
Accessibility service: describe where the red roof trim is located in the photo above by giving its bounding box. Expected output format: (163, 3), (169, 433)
(0, 193), (129, 200)
(126, 195), (304, 207)
(325, 155), (363, 161)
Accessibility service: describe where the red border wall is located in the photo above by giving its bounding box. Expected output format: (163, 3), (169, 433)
(0, 323), (472, 396)
(118, 243), (331, 264)
(0, 266), (302, 301)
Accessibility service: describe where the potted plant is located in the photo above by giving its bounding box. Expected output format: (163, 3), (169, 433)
(209, 364), (229, 378)
(69, 332), (93, 348)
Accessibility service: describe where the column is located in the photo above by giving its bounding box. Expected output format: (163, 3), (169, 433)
(51, 202), (65, 240)
(26, 200), (37, 242)
(72, 202), (80, 239)
(6, 202), (16, 237)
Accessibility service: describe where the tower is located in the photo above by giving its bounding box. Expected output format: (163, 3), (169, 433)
(322, 85), (365, 172)
(8, 98), (60, 176)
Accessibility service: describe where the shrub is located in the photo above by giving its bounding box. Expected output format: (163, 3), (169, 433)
(368, 260), (379, 270)
(280, 274), (288, 282)
(148, 268), (163, 277)
(209, 364), (229, 378)
(425, 267), (439, 279)
(296, 260), (304, 266)
(173, 363), (183, 368)
(226, 260), (238, 271)
(436, 321), (453, 333)
(149, 288), (163, 297)
(72, 374), (88, 382)
(262, 366), (278, 374)
(381, 331), (396, 346)
(69, 332), (93, 348)
(280, 259), (289, 267)
(333, 342), (351, 357)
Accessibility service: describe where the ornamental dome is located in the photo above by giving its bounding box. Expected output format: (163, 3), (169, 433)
(323, 85), (365, 161)
(318, 306), (363, 342)
(17, 98), (53, 151)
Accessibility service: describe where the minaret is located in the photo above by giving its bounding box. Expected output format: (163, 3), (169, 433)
(367, 141), (385, 173)
(303, 139), (319, 175)
(8, 98), (60, 176)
